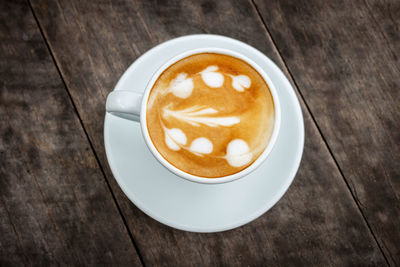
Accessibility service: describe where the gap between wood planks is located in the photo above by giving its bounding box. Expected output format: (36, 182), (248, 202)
(25, 0), (146, 266)
(249, 0), (390, 265)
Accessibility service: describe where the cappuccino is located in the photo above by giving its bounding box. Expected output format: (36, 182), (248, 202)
(147, 53), (275, 178)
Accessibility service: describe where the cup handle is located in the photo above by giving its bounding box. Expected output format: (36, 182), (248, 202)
(106, 90), (143, 122)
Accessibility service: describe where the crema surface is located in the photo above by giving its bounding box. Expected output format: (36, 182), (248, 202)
(147, 53), (275, 178)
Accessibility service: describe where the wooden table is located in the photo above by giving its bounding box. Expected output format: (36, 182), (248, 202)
(1, 0), (398, 265)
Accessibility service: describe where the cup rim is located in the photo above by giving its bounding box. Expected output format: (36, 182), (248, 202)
(140, 47), (281, 184)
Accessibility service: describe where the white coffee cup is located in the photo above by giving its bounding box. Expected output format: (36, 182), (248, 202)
(106, 47), (281, 184)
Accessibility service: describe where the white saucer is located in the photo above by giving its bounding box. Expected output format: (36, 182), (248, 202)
(104, 34), (304, 233)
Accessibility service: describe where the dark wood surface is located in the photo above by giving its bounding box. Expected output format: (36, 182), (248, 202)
(0, 1), (141, 266)
(0, 0), (398, 265)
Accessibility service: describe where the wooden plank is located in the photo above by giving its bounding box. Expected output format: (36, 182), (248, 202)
(29, 0), (387, 265)
(0, 202), (26, 265)
(0, 1), (142, 265)
(253, 0), (400, 265)
(364, 0), (399, 63)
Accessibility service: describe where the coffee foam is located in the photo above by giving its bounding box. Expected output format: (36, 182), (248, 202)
(189, 137), (213, 154)
(225, 139), (253, 167)
(168, 73), (193, 98)
(147, 53), (275, 178)
(201, 66), (224, 87)
(163, 105), (240, 127)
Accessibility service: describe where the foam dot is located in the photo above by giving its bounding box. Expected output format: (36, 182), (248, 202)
(225, 139), (253, 167)
(231, 75), (251, 92)
(189, 137), (213, 154)
(201, 66), (224, 88)
(169, 73), (193, 98)
(165, 128), (187, 151)
(227, 139), (249, 155)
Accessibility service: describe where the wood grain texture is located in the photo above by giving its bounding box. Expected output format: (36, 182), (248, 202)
(253, 0), (400, 264)
(0, 1), (141, 265)
(29, 0), (387, 265)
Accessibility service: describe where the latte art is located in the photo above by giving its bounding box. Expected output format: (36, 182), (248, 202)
(147, 53), (275, 178)
(163, 105), (240, 127)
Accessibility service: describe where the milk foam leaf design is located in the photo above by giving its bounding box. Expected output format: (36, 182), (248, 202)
(230, 75), (251, 92)
(201, 66), (224, 88)
(163, 105), (240, 127)
(164, 128), (187, 151)
(168, 73), (194, 98)
(189, 137), (213, 155)
(225, 139), (253, 167)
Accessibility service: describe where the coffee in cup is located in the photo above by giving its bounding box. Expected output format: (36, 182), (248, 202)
(146, 53), (275, 178)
